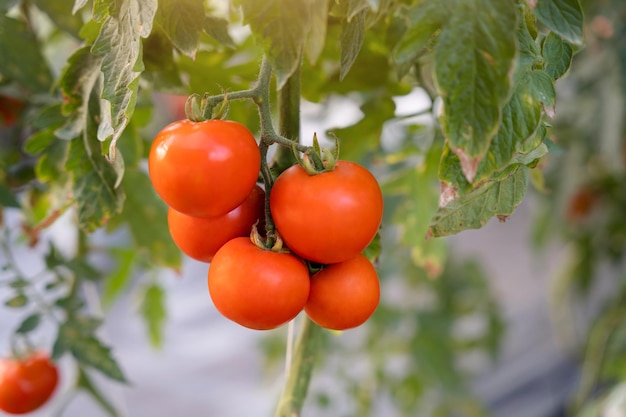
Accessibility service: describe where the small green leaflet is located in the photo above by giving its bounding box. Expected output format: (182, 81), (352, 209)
(394, 1), (446, 71)
(77, 367), (121, 417)
(542, 32), (574, 80)
(56, 47), (104, 141)
(65, 100), (126, 232)
(0, 183), (19, 208)
(108, 169), (181, 269)
(236, 0), (325, 88)
(428, 165), (529, 237)
(5, 294), (28, 308)
(53, 315), (127, 382)
(0, 15), (53, 93)
(203, 16), (236, 49)
(383, 145), (448, 277)
(102, 249), (136, 308)
(140, 282), (167, 348)
(305, 0), (330, 64)
(91, 0), (157, 161)
(434, 0), (517, 182)
(534, 0), (584, 45)
(153, 0), (205, 58)
(340, 9), (367, 80)
(33, 0), (83, 37)
(16, 314), (41, 334)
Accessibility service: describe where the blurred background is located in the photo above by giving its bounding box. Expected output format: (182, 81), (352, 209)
(1, 0), (626, 417)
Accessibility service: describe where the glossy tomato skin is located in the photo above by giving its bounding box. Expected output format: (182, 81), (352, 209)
(270, 161), (383, 264)
(305, 254), (380, 331)
(208, 237), (310, 330)
(0, 351), (59, 415)
(148, 119), (260, 217)
(168, 185), (265, 263)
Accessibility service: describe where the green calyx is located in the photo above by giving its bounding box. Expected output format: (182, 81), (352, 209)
(293, 133), (340, 175)
(184, 92), (229, 122)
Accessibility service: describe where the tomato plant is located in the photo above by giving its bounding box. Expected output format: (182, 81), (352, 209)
(3, 0), (615, 416)
(270, 161), (383, 264)
(167, 185), (265, 263)
(305, 254), (380, 331)
(207, 237), (310, 330)
(148, 119), (261, 217)
(0, 351), (59, 415)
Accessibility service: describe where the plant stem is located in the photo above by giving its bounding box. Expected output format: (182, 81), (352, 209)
(271, 65), (301, 174)
(274, 317), (322, 417)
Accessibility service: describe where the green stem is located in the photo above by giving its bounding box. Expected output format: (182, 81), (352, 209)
(274, 317), (322, 417)
(258, 141), (276, 247)
(271, 65), (301, 174)
(270, 62), (321, 417)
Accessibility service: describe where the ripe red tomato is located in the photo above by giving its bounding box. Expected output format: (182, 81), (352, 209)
(270, 160), (383, 264)
(208, 237), (310, 330)
(0, 95), (25, 127)
(305, 254), (380, 331)
(148, 119), (260, 217)
(566, 186), (598, 222)
(0, 351), (59, 414)
(168, 185), (265, 263)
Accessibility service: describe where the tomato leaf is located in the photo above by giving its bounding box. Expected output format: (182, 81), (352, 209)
(0, 183), (19, 208)
(102, 249), (136, 308)
(33, 0), (83, 37)
(305, 0), (330, 64)
(434, 0), (517, 181)
(72, 0), (89, 14)
(139, 282), (167, 348)
(91, 0), (156, 161)
(429, 165), (529, 237)
(56, 47), (104, 141)
(53, 316), (127, 382)
(236, 0), (311, 89)
(440, 70), (553, 193)
(393, 1), (446, 70)
(76, 367), (120, 417)
(65, 100), (126, 232)
(15, 314), (41, 334)
(534, 0), (583, 45)
(203, 16), (236, 49)
(340, 9), (367, 81)
(108, 169), (181, 269)
(0, 0), (19, 11)
(4, 294), (28, 308)
(0, 15), (53, 92)
(542, 31), (574, 80)
(153, 0), (204, 58)
(383, 145), (447, 277)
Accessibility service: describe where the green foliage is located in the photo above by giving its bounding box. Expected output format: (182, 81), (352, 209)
(535, 0), (584, 45)
(139, 282), (167, 348)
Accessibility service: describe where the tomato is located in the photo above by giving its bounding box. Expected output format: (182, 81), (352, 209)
(148, 119), (261, 217)
(566, 186), (598, 222)
(168, 185), (265, 263)
(270, 161), (383, 264)
(305, 254), (380, 331)
(208, 237), (310, 330)
(0, 351), (59, 414)
(0, 95), (25, 127)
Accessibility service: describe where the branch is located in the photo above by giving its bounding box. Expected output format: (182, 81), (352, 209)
(274, 317), (322, 417)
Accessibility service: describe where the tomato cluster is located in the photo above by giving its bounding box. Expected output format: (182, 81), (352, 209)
(149, 119), (383, 331)
(0, 351), (59, 415)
